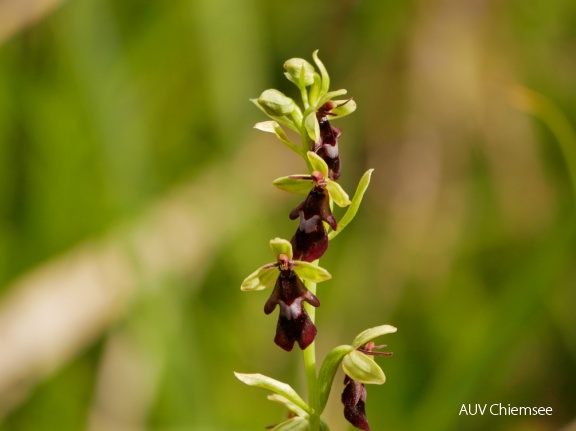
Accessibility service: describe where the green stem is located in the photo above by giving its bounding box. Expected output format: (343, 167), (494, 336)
(303, 271), (320, 430)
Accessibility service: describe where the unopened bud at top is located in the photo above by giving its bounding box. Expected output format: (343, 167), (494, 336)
(284, 58), (316, 86)
(257, 89), (296, 116)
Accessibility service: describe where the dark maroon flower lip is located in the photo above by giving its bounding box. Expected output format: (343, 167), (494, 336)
(342, 375), (370, 431)
(289, 187), (337, 262)
(264, 269), (320, 351)
(312, 98), (353, 181)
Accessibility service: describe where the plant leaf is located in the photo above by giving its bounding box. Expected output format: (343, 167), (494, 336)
(352, 325), (397, 349)
(267, 394), (309, 418)
(328, 169), (373, 240)
(316, 345), (354, 413)
(234, 372), (312, 414)
(270, 417), (309, 431)
(254, 121), (301, 154)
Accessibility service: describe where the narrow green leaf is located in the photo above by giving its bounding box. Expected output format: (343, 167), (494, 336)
(234, 372), (313, 414)
(316, 345), (354, 413)
(328, 169), (373, 240)
(273, 176), (313, 194)
(325, 179), (351, 207)
(240, 265), (278, 291)
(254, 121), (301, 154)
(269, 238), (293, 259)
(270, 417), (309, 431)
(292, 261), (332, 283)
(251, 100), (299, 133)
(342, 350), (386, 385)
(352, 325), (397, 349)
(267, 394), (309, 418)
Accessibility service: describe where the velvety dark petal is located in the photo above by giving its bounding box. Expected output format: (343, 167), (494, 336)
(342, 376), (370, 431)
(264, 270), (321, 351)
(290, 187), (335, 228)
(291, 219), (328, 262)
(274, 312), (317, 351)
(314, 117), (342, 181)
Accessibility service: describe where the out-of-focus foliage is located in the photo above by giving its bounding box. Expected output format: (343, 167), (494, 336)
(0, 0), (575, 430)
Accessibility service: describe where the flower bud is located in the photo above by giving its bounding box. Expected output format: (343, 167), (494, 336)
(257, 89), (296, 116)
(284, 58), (316, 86)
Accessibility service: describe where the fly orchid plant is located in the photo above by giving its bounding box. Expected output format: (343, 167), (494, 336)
(235, 51), (397, 431)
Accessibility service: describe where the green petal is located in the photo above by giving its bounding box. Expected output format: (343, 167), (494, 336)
(328, 169), (373, 240)
(270, 417), (309, 431)
(304, 111), (319, 142)
(273, 176), (314, 194)
(269, 238), (293, 259)
(330, 99), (357, 119)
(292, 261), (331, 283)
(240, 265), (278, 291)
(342, 350), (386, 385)
(307, 152), (329, 178)
(234, 372), (312, 414)
(352, 325), (398, 349)
(325, 179), (351, 207)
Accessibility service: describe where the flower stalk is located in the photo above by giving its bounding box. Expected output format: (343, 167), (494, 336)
(236, 51), (397, 431)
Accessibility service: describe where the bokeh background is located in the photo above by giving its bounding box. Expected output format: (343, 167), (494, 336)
(0, 0), (575, 430)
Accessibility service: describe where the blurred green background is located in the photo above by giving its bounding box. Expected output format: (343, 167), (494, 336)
(0, 0), (575, 430)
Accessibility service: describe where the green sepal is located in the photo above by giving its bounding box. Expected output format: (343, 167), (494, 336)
(234, 372), (313, 414)
(330, 99), (357, 119)
(284, 58), (317, 87)
(270, 417), (309, 431)
(325, 179), (351, 208)
(304, 110), (320, 142)
(292, 261), (332, 283)
(307, 152), (329, 178)
(328, 169), (373, 240)
(269, 238), (293, 260)
(240, 265), (278, 291)
(316, 345), (354, 413)
(309, 73), (322, 107)
(316, 89), (348, 110)
(342, 350), (386, 385)
(273, 175), (314, 194)
(254, 121), (301, 155)
(257, 89), (296, 116)
(312, 50), (330, 99)
(320, 420), (330, 431)
(352, 324), (397, 349)
(267, 394), (309, 418)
